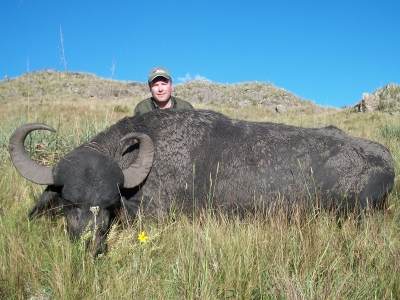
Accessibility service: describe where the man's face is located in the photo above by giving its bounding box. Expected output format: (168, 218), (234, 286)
(149, 77), (173, 103)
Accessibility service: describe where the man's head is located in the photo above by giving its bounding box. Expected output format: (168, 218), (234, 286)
(148, 67), (173, 106)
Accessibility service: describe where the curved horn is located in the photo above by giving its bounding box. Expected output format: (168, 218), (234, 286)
(9, 123), (55, 185)
(120, 132), (155, 188)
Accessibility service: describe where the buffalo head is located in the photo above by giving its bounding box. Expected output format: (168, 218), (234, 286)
(9, 123), (154, 256)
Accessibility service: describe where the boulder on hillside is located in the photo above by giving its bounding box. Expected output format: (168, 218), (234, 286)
(275, 104), (287, 114)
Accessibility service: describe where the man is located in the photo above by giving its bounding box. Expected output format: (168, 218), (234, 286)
(134, 67), (194, 116)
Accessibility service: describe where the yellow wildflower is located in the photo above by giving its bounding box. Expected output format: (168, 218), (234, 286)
(138, 231), (148, 243)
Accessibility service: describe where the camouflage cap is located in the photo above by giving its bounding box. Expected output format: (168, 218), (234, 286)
(148, 67), (172, 83)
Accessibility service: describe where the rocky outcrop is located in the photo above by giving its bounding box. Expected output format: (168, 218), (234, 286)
(354, 84), (400, 113)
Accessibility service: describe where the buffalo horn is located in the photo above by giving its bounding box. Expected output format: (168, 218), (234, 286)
(9, 123), (55, 185)
(120, 132), (155, 188)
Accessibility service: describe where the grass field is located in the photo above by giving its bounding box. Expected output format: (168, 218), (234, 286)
(1, 91), (400, 299)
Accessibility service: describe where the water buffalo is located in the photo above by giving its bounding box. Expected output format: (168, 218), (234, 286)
(9, 109), (395, 254)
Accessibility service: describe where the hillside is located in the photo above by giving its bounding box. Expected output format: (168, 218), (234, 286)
(2, 70), (399, 115)
(0, 69), (324, 113)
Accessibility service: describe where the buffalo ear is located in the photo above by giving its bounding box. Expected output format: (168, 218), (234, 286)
(29, 186), (63, 219)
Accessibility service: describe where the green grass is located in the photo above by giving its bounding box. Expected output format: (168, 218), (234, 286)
(1, 88), (400, 298)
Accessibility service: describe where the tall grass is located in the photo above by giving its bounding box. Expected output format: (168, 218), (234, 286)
(0, 98), (399, 299)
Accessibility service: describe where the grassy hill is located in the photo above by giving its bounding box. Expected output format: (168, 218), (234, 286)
(2, 69), (399, 114)
(0, 69), (327, 112)
(0, 70), (400, 299)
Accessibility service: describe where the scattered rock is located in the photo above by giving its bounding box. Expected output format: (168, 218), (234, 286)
(275, 104), (287, 114)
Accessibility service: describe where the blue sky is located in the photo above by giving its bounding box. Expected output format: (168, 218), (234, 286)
(1, 1), (399, 108)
